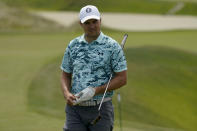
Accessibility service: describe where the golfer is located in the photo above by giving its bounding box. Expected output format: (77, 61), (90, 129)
(60, 5), (127, 131)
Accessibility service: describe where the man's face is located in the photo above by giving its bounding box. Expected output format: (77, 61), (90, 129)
(80, 19), (101, 38)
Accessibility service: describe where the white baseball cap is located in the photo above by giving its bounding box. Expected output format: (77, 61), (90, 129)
(79, 5), (100, 23)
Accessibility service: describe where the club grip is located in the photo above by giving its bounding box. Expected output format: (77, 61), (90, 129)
(90, 115), (101, 125)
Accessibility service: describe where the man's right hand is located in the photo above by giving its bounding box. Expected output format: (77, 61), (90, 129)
(64, 92), (76, 106)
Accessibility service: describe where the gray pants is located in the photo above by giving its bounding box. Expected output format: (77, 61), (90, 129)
(63, 101), (114, 131)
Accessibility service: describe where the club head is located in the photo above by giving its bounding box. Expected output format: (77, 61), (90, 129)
(121, 34), (128, 49)
(90, 114), (101, 125)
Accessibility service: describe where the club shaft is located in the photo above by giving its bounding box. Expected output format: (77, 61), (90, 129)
(98, 74), (112, 111)
(98, 34), (128, 111)
(91, 34), (128, 126)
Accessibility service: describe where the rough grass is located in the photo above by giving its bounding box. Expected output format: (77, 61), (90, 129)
(1, 0), (197, 15)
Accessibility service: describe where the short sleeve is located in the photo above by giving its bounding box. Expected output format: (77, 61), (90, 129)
(111, 43), (127, 72)
(60, 46), (73, 73)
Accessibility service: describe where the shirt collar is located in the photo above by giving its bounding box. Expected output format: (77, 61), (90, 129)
(78, 32), (104, 44)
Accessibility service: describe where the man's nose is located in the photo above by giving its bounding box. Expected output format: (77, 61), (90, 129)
(89, 23), (95, 28)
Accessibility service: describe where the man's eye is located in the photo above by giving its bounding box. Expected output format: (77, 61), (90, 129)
(84, 22), (89, 25)
(93, 20), (98, 24)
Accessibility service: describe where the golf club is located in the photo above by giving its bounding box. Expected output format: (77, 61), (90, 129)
(90, 34), (128, 126)
(117, 33), (127, 131)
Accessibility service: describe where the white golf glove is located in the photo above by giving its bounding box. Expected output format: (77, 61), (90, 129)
(73, 87), (95, 105)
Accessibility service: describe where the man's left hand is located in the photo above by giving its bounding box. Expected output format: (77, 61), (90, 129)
(73, 87), (95, 105)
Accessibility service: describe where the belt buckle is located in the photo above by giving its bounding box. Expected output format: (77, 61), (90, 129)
(86, 100), (98, 106)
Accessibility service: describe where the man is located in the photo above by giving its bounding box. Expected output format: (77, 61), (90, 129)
(60, 5), (127, 131)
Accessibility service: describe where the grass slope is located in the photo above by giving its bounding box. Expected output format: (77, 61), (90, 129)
(124, 46), (197, 130)
(1, 0), (197, 15)
(25, 30), (197, 131)
(0, 1), (65, 32)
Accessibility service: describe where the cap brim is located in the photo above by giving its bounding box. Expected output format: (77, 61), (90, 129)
(81, 15), (100, 23)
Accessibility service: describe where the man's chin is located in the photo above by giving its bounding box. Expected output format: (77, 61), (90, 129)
(87, 32), (99, 37)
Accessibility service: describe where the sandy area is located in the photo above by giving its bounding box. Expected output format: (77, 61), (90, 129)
(34, 11), (197, 31)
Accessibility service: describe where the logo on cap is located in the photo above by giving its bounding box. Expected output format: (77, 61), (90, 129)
(86, 8), (92, 13)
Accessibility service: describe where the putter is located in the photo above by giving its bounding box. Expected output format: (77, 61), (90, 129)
(90, 34), (128, 125)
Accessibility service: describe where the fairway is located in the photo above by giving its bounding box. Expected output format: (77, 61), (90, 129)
(0, 30), (197, 131)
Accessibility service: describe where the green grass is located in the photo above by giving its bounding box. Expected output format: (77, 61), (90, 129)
(1, 0), (197, 15)
(1, 1), (197, 131)
(177, 2), (197, 15)
(1, 29), (196, 131)
(0, 31), (72, 131)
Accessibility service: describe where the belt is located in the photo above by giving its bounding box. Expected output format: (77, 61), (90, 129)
(77, 97), (112, 106)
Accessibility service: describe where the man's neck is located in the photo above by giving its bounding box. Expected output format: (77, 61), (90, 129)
(85, 33), (100, 43)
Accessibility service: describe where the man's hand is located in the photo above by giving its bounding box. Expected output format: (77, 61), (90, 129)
(64, 92), (76, 106)
(73, 87), (95, 105)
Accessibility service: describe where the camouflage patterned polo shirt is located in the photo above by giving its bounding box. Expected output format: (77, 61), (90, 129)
(61, 32), (127, 100)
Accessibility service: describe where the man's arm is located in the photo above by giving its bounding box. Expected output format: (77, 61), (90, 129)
(61, 71), (76, 106)
(94, 70), (127, 95)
